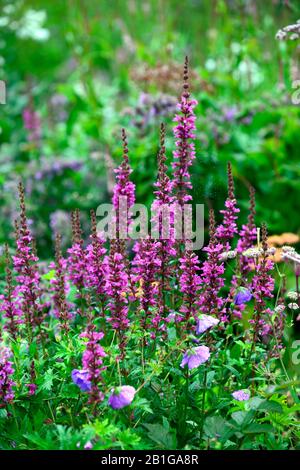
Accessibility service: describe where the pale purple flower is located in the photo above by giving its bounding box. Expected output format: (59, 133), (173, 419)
(234, 288), (252, 306)
(71, 369), (92, 392)
(232, 390), (250, 401)
(108, 385), (136, 409)
(196, 314), (219, 334)
(84, 441), (93, 450)
(180, 345), (210, 370)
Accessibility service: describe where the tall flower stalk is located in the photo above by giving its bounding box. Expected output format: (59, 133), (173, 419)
(67, 209), (86, 315)
(0, 244), (23, 340)
(13, 182), (43, 339)
(151, 124), (176, 319)
(104, 241), (129, 357)
(112, 129), (135, 248)
(51, 234), (72, 331)
(199, 209), (226, 320)
(85, 210), (106, 315)
(132, 237), (161, 331)
(179, 247), (201, 326)
(172, 56), (197, 207)
(0, 345), (15, 406)
(80, 317), (106, 408)
(251, 224), (274, 343)
(237, 186), (257, 277)
(216, 163), (240, 249)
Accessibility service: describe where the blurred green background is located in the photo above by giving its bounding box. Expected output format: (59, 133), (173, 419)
(0, 0), (300, 256)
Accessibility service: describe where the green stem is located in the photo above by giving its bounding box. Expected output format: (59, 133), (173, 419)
(199, 369), (207, 444)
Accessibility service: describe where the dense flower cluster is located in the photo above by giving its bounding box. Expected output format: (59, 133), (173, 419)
(13, 183), (44, 334)
(132, 237), (161, 329)
(216, 163), (240, 248)
(0, 346), (15, 404)
(199, 209), (226, 319)
(172, 56), (197, 206)
(80, 324), (106, 405)
(0, 59), (285, 422)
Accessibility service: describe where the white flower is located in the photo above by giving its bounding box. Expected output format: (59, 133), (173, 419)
(287, 291), (299, 300)
(288, 303), (299, 310)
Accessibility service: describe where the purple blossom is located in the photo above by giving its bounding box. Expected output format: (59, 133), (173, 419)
(85, 210), (106, 299)
(0, 245), (23, 339)
(179, 249), (201, 324)
(26, 383), (37, 396)
(180, 345), (210, 370)
(198, 209), (226, 319)
(151, 124), (177, 321)
(196, 314), (219, 334)
(67, 210), (86, 293)
(234, 288), (252, 306)
(71, 369), (91, 392)
(132, 237), (161, 329)
(112, 129), (135, 239)
(232, 390), (250, 401)
(223, 106), (238, 122)
(13, 183), (44, 334)
(237, 187), (257, 276)
(104, 244), (130, 355)
(22, 106), (41, 142)
(172, 57), (197, 206)
(80, 326), (106, 404)
(251, 224), (275, 341)
(216, 163), (240, 249)
(84, 441), (93, 450)
(0, 346), (15, 404)
(50, 234), (73, 329)
(108, 385), (136, 409)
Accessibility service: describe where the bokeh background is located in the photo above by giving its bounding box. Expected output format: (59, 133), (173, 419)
(0, 0), (300, 258)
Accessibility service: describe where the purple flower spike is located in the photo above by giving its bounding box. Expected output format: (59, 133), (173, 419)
(71, 369), (91, 392)
(25, 383), (37, 396)
(234, 288), (252, 306)
(232, 390), (250, 401)
(180, 345), (210, 370)
(108, 385), (136, 409)
(196, 314), (219, 334)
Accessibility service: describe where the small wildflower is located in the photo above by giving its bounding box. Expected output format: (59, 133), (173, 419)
(288, 302), (299, 310)
(242, 247), (263, 258)
(108, 385), (136, 409)
(196, 314), (219, 334)
(84, 441), (93, 450)
(232, 390), (250, 401)
(180, 345), (210, 370)
(219, 250), (237, 261)
(234, 288), (252, 306)
(274, 304), (285, 314)
(286, 291), (299, 300)
(71, 369), (92, 392)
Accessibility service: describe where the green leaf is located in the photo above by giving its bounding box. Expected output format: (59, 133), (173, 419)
(244, 423), (274, 434)
(143, 422), (176, 450)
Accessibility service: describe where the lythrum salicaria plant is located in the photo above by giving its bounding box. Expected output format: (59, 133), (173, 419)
(0, 58), (298, 451)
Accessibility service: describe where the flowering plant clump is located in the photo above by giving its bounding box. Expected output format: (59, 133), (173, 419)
(0, 59), (299, 451)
